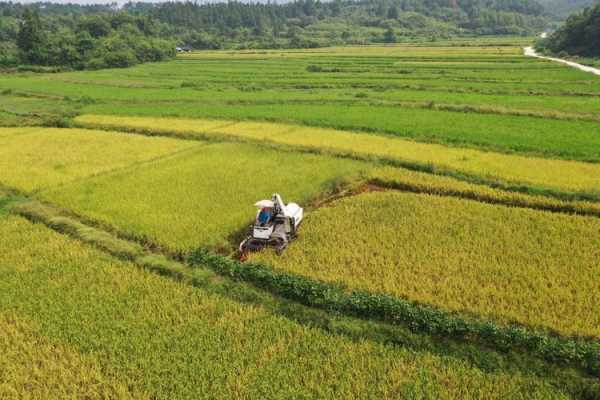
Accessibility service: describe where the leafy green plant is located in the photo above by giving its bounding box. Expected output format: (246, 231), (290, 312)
(190, 249), (600, 376)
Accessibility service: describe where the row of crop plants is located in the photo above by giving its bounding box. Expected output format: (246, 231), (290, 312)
(2, 124), (600, 381)
(2, 197), (585, 398)
(74, 114), (600, 200)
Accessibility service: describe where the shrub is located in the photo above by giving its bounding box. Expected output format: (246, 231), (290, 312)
(189, 249), (600, 376)
(306, 64), (323, 72)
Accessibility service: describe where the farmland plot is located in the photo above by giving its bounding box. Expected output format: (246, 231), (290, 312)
(251, 191), (600, 339)
(76, 115), (600, 198)
(0, 314), (141, 399)
(4, 42), (600, 137)
(0, 127), (198, 192)
(367, 167), (600, 216)
(41, 142), (371, 251)
(2, 41), (600, 396)
(81, 103), (600, 162)
(0, 214), (570, 399)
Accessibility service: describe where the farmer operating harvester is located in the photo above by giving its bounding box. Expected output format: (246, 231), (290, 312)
(239, 193), (303, 256)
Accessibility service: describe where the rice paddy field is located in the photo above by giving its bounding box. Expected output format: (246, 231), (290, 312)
(1, 39), (600, 398)
(250, 191), (600, 339)
(40, 142), (370, 251)
(0, 127), (199, 192)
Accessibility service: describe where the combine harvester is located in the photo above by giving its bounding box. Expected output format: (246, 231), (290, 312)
(239, 193), (303, 256)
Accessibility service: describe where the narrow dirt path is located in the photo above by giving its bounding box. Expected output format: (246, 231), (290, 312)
(524, 46), (600, 76)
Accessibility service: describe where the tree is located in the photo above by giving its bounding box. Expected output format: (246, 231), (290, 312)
(387, 6), (399, 20)
(383, 27), (397, 43)
(542, 4), (600, 57)
(78, 16), (111, 38)
(17, 8), (45, 64)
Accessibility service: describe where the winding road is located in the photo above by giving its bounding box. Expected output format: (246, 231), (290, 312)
(524, 46), (600, 76)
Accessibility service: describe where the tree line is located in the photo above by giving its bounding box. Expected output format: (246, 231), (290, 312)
(0, 0), (549, 70)
(1, 5), (174, 70)
(537, 3), (600, 56)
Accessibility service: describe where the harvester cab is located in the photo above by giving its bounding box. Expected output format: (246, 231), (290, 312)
(239, 193), (303, 256)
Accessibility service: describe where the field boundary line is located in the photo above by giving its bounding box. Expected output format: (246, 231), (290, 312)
(7, 193), (600, 377)
(10, 196), (600, 393)
(79, 112), (600, 163)
(188, 250), (600, 377)
(73, 117), (600, 203)
(32, 140), (211, 195)
(127, 97), (600, 124)
(363, 179), (600, 219)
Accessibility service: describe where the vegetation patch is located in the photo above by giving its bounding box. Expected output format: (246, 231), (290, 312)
(368, 167), (600, 217)
(0, 127), (199, 192)
(192, 249), (600, 377)
(250, 191), (600, 340)
(75, 114), (600, 200)
(1, 213), (573, 399)
(79, 102), (600, 162)
(0, 313), (143, 399)
(40, 142), (371, 253)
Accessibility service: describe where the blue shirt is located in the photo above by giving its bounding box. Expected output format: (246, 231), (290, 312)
(258, 209), (272, 224)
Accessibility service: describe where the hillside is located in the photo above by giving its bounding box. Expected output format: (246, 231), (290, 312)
(537, 0), (596, 19)
(148, 0), (548, 48)
(0, 0), (549, 70)
(537, 2), (600, 56)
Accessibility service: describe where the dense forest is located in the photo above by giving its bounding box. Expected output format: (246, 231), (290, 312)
(537, 2), (600, 56)
(149, 0), (547, 49)
(0, 0), (549, 70)
(536, 0), (595, 19)
(0, 3), (175, 69)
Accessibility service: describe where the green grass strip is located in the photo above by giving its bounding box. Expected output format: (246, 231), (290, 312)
(188, 249), (600, 377)
(10, 194), (600, 377)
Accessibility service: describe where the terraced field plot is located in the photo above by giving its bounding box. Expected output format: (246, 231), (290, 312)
(4, 42), (600, 144)
(76, 115), (600, 198)
(41, 142), (371, 251)
(2, 41), (600, 397)
(252, 191), (600, 339)
(0, 127), (198, 192)
(80, 104), (600, 161)
(0, 213), (572, 399)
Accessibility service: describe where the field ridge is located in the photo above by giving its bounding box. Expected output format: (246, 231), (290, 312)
(74, 115), (600, 201)
(7, 192), (600, 377)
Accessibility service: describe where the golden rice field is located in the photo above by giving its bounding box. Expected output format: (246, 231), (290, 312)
(0, 214), (569, 399)
(0, 127), (199, 192)
(75, 114), (600, 197)
(251, 191), (600, 339)
(40, 142), (371, 251)
(2, 42), (600, 397)
(178, 44), (524, 59)
(0, 314), (142, 399)
(367, 167), (600, 216)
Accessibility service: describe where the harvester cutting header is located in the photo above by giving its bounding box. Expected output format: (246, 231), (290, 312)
(239, 193), (303, 256)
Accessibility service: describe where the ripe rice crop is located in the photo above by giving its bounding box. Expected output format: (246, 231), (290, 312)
(251, 191), (600, 339)
(78, 102), (600, 161)
(0, 214), (570, 399)
(0, 314), (142, 399)
(75, 115), (600, 198)
(368, 167), (600, 216)
(0, 127), (199, 192)
(41, 142), (372, 252)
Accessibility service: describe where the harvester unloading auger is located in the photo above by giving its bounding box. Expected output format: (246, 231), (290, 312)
(239, 193), (303, 256)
